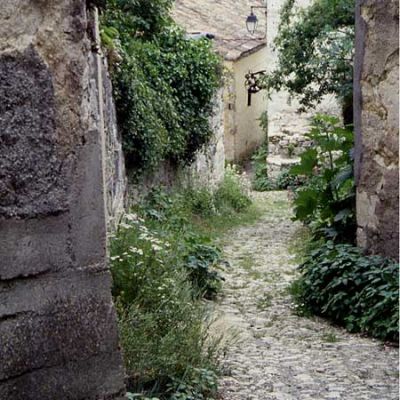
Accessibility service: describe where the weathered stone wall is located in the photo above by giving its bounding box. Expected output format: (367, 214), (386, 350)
(266, 0), (341, 158)
(189, 88), (225, 186)
(102, 57), (128, 230)
(0, 2), (126, 398)
(354, 0), (399, 260)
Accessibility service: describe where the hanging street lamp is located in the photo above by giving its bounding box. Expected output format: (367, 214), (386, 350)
(245, 5), (268, 35)
(246, 11), (258, 35)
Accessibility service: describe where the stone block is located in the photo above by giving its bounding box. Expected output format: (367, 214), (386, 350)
(0, 215), (72, 280)
(0, 271), (118, 382)
(0, 354), (125, 400)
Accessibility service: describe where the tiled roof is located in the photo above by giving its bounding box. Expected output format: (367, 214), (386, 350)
(172, 0), (267, 61)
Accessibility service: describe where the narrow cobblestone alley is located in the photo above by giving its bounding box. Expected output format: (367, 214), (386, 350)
(216, 191), (399, 400)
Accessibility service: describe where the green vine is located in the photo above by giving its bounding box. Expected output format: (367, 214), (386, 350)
(100, 0), (222, 177)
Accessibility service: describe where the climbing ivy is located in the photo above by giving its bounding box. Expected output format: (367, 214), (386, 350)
(101, 0), (221, 176)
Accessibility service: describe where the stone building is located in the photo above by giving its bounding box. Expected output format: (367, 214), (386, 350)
(354, 0), (399, 260)
(173, 0), (269, 162)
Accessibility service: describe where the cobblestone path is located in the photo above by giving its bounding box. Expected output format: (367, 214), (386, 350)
(216, 191), (399, 400)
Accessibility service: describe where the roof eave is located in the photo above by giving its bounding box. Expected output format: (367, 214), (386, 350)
(224, 41), (267, 62)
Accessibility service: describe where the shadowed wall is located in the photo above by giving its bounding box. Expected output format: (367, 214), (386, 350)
(0, 1), (126, 398)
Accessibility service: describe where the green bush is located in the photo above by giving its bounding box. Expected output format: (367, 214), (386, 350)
(251, 142), (304, 192)
(290, 242), (399, 342)
(101, 1), (221, 176)
(214, 165), (251, 212)
(251, 146), (271, 192)
(289, 114), (355, 242)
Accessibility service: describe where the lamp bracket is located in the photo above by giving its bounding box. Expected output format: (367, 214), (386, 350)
(245, 70), (266, 106)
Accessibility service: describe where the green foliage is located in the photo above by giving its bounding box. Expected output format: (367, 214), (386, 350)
(168, 368), (218, 400)
(101, 1), (221, 176)
(263, 0), (354, 115)
(251, 145), (304, 192)
(251, 146), (270, 192)
(110, 212), (221, 397)
(214, 165), (251, 213)
(141, 188), (225, 299)
(290, 242), (399, 342)
(110, 170), (253, 398)
(289, 114), (355, 242)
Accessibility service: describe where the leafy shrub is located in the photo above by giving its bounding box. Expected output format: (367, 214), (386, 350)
(168, 368), (218, 400)
(101, 1), (221, 176)
(119, 195), (224, 299)
(251, 146), (271, 192)
(275, 169), (303, 189)
(251, 144), (304, 192)
(183, 187), (216, 218)
(289, 114), (355, 242)
(110, 213), (221, 397)
(214, 165), (251, 212)
(290, 242), (399, 342)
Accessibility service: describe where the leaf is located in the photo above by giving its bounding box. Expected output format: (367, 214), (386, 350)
(290, 148), (318, 176)
(334, 208), (352, 222)
(293, 188), (319, 220)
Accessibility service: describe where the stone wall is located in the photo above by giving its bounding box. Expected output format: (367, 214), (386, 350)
(354, 0), (399, 260)
(189, 88), (226, 186)
(223, 47), (269, 163)
(0, 2), (126, 398)
(102, 56), (128, 230)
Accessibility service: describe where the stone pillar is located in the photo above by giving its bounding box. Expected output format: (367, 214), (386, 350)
(0, 1), (126, 398)
(354, 0), (399, 260)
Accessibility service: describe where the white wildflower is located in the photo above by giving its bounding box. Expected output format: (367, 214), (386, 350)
(152, 244), (163, 252)
(125, 213), (139, 222)
(129, 246), (144, 256)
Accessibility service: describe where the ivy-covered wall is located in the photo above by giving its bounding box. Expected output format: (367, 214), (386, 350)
(101, 0), (222, 179)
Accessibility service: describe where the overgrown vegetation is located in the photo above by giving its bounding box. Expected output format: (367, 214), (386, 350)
(110, 169), (253, 399)
(286, 115), (399, 342)
(289, 114), (355, 243)
(101, 0), (221, 176)
(290, 242), (399, 342)
(263, 0), (355, 122)
(250, 0), (394, 342)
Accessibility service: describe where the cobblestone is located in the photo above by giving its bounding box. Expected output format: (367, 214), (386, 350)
(215, 191), (399, 400)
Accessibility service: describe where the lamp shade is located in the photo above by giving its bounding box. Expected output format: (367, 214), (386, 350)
(246, 12), (258, 34)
